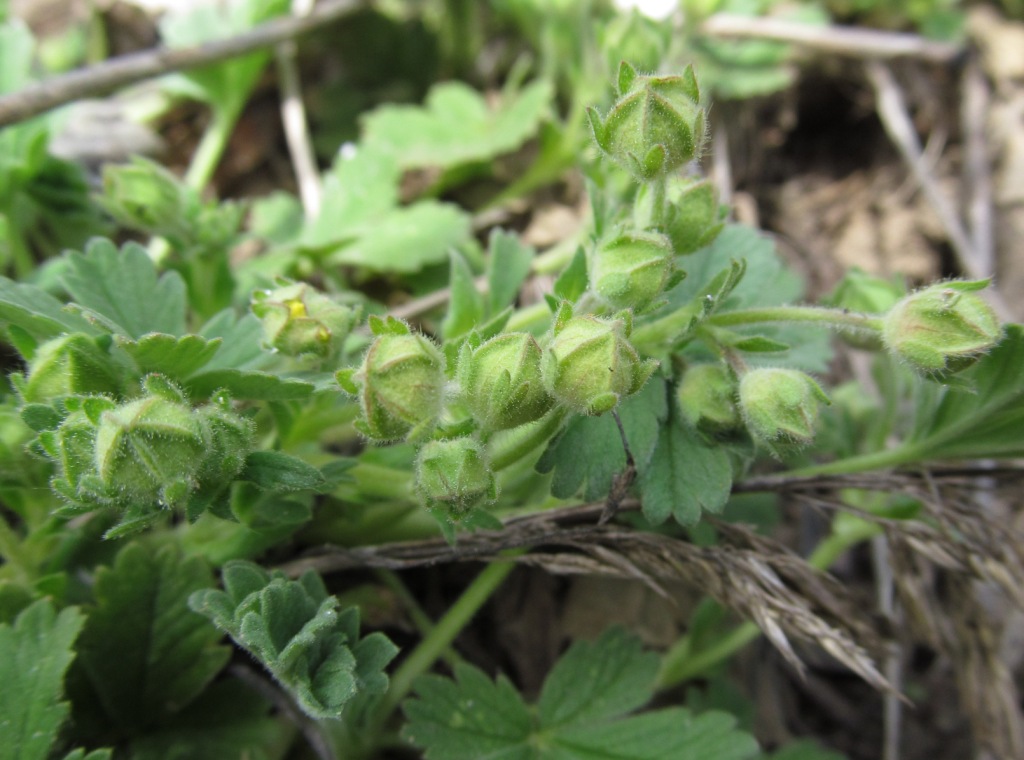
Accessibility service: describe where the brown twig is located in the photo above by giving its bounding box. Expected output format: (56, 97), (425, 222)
(0, 0), (363, 128)
(700, 14), (962, 62)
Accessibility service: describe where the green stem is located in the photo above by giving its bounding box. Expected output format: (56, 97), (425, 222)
(490, 407), (569, 471)
(373, 554), (520, 726)
(784, 443), (926, 478)
(344, 462), (413, 501)
(185, 102), (243, 191)
(650, 175), (668, 231)
(374, 569), (462, 669)
(708, 306), (884, 332)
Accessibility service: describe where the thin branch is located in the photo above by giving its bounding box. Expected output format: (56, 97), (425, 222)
(961, 55), (995, 275)
(276, 0), (323, 219)
(0, 0), (363, 128)
(865, 61), (1011, 319)
(700, 14), (962, 62)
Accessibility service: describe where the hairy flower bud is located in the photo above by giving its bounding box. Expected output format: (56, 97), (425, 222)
(542, 306), (658, 416)
(196, 395), (254, 487)
(590, 230), (675, 310)
(251, 280), (359, 359)
(676, 364), (740, 433)
(338, 318), (445, 442)
(882, 280), (1001, 378)
(457, 333), (554, 433)
(93, 377), (207, 506)
(20, 334), (122, 403)
(739, 368), (829, 448)
(587, 61), (706, 181)
(414, 437), (497, 519)
(101, 157), (185, 234)
(40, 401), (109, 505)
(664, 180), (724, 255)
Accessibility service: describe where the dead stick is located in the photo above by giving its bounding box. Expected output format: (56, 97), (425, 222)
(0, 0), (362, 128)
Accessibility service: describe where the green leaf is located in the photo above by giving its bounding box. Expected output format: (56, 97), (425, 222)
(61, 750), (112, 760)
(639, 413), (733, 526)
(239, 450), (327, 492)
(198, 310), (274, 371)
(896, 324), (1024, 461)
(188, 561), (398, 720)
(0, 600), (85, 760)
(553, 246), (588, 304)
(536, 379), (667, 501)
(0, 276), (98, 340)
(328, 202), (471, 273)
(60, 239), (187, 338)
(403, 627), (760, 760)
(73, 544), (229, 732)
(125, 680), (292, 760)
(486, 229), (534, 315)
(362, 79), (553, 170)
(442, 250), (484, 341)
(118, 334), (221, 379)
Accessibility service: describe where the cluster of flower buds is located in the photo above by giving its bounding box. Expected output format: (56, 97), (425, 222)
(31, 375), (253, 516)
(882, 280), (1001, 378)
(587, 61), (707, 181)
(414, 437), (498, 519)
(542, 304), (658, 416)
(337, 317), (446, 442)
(252, 279), (359, 360)
(589, 229), (677, 311)
(738, 368), (830, 450)
(457, 332), (554, 435)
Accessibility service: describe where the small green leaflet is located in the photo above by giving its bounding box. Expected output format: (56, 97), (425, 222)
(639, 409), (733, 526)
(189, 561), (398, 720)
(60, 239), (187, 338)
(239, 450), (327, 492)
(117, 334), (221, 379)
(487, 229), (535, 316)
(70, 544), (229, 735)
(0, 600), (85, 760)
(536, 379), (667, 501)
(442, 250), (484, 340)
(402, 627), (760, 760)
(0, 276), (98, 340)
(361, 79), (553, 171)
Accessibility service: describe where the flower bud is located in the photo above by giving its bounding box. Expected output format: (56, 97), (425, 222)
(20, 334), (122, 403)
(739, 368), (829, 448)
(41, 404), (106, 504)
(196, 396), (254, 487)
(542, 307), (658, 415)
(882, 280), (1001, 378)
(663, 180), (724, 255)
(101, 157), (185, 234)
(587, 61), (706, 181)
(251, 280), (359, 359)
(414, 437), (497, 519)
(457, 333), (554, 433)
(589, 230), (675, 311)
(676, 364), (741, 433)
(339, 318), (445, 442)
(93, 379), (207, 506)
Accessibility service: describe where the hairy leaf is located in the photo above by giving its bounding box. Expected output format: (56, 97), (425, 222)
(240, 450), (327, 492)
(0, 600), (85, 760)
(403, 627), (759, 760)
(184, 369), (314, 401)
(60, 239), (187, 338)
(536, 379), (667, 501)
(73, 544), (229, 732)
(118, 334), (221, 379)
(0, 277), (98, 340)
(189, 561), (398, 720)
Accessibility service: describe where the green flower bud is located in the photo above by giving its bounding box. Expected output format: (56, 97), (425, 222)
(457, 333), (554, 433)
(251, 280), (359, 359)
(339, 318), (445, 442)
(93, 378), (207, 506)
(590, 230), (675, 311)
(739, 368), (830, 448)
(676, 364), (741, 433)
(196, 395), (254, 487)
(882, 280), (1001, 378)
(414, 437), (497, 519)
(663, 180), (724, 255)
(587, 61), (707, 181)
(542, 306), (659, 416)
(101, 157), (185, 234)
(20, 334), (122, 403)
(40, 402), (108, 504)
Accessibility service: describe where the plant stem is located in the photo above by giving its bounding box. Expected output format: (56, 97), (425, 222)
(490, 407), (569, 471)
(374, 569), (462, 669)
(185, 102), (243, 191)
(373, 554), (520, 726)
(650, 175), (667, 230)
(708, 305), (884, 332)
